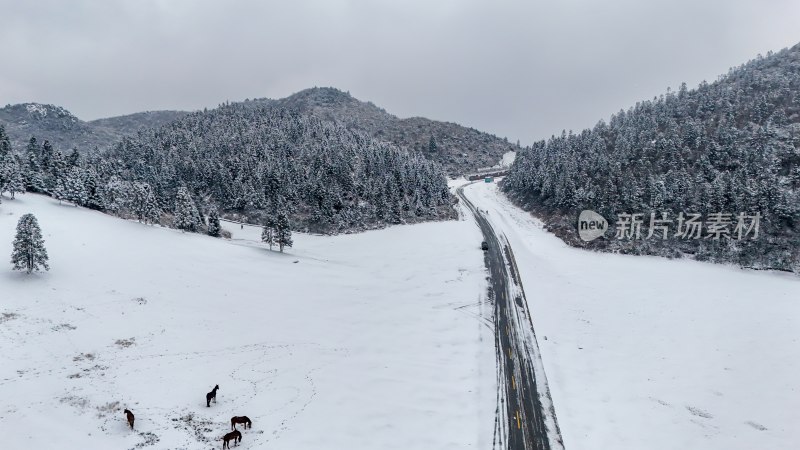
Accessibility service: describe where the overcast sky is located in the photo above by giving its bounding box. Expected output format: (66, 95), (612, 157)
(1, 0), (798, 145)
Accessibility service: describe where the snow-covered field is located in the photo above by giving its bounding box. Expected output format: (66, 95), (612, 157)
(0, 194), (495, 449)
(463, 180), (800, 450)
(6, 182), (796, 450)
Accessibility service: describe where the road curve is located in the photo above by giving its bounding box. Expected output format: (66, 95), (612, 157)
(457, 184), (559, 450)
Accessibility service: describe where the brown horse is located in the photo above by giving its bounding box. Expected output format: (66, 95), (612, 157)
(222, 429), (242, 449)
(206, 384), (219, 407)
(230, 416), (252, 430)
(123, 409), (135, 430)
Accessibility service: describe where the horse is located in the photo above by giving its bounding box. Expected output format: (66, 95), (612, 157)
(230, 416), (252, 430)
(123, 409), (135, 430)
(222, 429), (242, 449)
(206, 384), (219, 407)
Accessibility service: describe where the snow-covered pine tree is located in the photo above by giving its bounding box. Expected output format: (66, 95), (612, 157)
(40, 140), (54, 180)
(102, 177), (131, 215)
(24, 149), (45, 194)
(132, 182), (160, 224)
(261, 215), (276, 250)
(25, 136), (39, 158)
(10, 213), (49, 274)
(0, 125), (8, 150)
(2, 155), (26, 199)
(0, 151), (9, 190)
(47, 149), (67, 195)
(0, 153), (15, 194)
(275, 211), (293, 253)
(173, 186), (202, 232)
(207, 207), (221, 237)
(373, 183), (387, 221)
(413, 193), (426, 217)
(52, 176), (67, 204)
(386, 179), (404, 224)
(0, 126), (10, 167)
(143, 189), (160, 224)
(82, 168), (105, 211)
(67, 148), (81, 167)
(63, 167), (88, 206)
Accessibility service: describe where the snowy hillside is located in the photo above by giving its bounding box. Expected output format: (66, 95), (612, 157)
(102, 104), (454, 233)
(463, 180), (800, 450)
(247, 87), (519, 175)
(504, 44), (800, 272)
(0, 193), (495, 449)
(0, 103), (185, 153)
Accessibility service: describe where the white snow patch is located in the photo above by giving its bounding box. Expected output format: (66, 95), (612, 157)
(26, 103), (49, 117)
(499, 151), (516, 168)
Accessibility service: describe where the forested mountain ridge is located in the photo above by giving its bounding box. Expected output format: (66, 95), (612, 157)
(1, 102), (454, 236)
(3, 89), (515, 175)
(246, 87), (518, 175)
(104, 104), (454, 232)
(0, 103), (188, 152)
(503, 43), (800, 272)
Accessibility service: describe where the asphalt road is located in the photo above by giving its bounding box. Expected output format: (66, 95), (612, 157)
(457, 185), (553, 450)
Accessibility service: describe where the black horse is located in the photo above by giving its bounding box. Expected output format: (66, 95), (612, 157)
(123, 409), (135, 430)
(206, 384), (219, 407)
(230, 416), (252, 430)
(222, 429), (242, 448)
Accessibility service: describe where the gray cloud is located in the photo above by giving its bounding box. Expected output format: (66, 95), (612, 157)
(1, 0), (798, 145)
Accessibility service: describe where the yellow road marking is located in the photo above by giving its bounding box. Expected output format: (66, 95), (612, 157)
(516, 410), (521, 429)
(512, 375), (516, 390)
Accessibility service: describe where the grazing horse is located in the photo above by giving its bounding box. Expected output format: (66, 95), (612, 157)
(222, 429), (242, 449)
(230, 416), (252, 430)
(123, 409), (135, 430)
(206, 384), (219, 407)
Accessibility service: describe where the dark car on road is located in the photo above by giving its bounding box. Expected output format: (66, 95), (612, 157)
(481, 241), (489, 251)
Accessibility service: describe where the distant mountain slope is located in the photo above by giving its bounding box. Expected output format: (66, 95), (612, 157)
(0, 103), (188, 152)
(0, 103), (116, 151)
(503, 43), (800, 272)
(3, 90), (515, 174)
(248, 87), (518, 175)
(87, 110), (189, 135)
